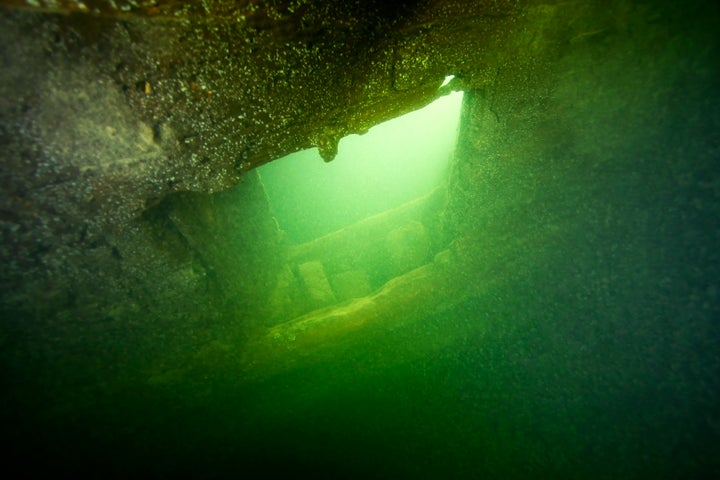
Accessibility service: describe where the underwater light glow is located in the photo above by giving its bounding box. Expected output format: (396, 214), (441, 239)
(439, 75), (455, 88)
(259, 91), (464, 243)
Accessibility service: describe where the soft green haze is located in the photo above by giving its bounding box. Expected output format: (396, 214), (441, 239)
(259, 91), (463, 243)
(2, 2), (719, 479)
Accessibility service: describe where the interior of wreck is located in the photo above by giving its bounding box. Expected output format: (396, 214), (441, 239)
(1, 0), (719, 478)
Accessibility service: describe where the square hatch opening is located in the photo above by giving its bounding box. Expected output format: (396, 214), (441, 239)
(258, 90), (464, 244)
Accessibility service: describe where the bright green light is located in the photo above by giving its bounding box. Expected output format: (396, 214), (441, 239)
(440, 75), (455, 87)
(259, 91), (464, 243)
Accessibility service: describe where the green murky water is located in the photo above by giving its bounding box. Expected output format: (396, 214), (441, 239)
(2, 4), (720, 479)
